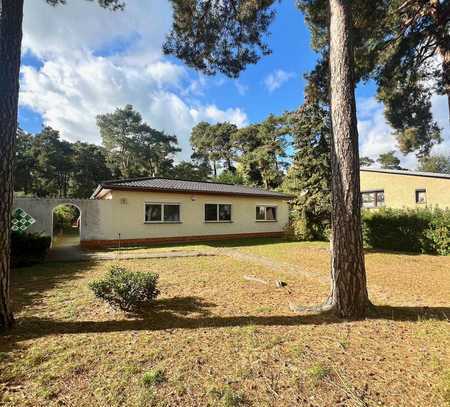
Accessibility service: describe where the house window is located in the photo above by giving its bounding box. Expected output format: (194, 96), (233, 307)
(415, 189), (426, 204)
(256, 206), (277, 221)
(361, 191), (384, 208)
(145, 203), (180, 223)
(205, 204), (232, 222)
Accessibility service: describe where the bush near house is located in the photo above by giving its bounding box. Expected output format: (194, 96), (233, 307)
(89, 265), (160, 311)
(11, 231), (52, 268)
(362, 208), (450, 255)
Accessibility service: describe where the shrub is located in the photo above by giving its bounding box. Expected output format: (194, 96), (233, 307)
(89, 265), (160, 311)
(425, 209), (450, 256)
(11, 231), (51, 268)
(285, 210), (330, 242)
(362, 208), (449, 255)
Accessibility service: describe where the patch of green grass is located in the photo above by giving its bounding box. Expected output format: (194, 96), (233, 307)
(209, 386), (246, 407)
(0, 352), (7, 362)
(307, 362), (331, 382)
(255, 306), (273, 313)
(25, 348), (50, 367)
(337, 338), (349, 350)
(123, 363), (141, 376)
(142, 368), (166, 388)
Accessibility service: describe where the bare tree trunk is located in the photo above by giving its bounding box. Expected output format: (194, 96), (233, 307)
(431, 0), (450, 125)
(328, 0), (369, 318)
(0, 0), (24, 330)
(440, 47), (450, 124)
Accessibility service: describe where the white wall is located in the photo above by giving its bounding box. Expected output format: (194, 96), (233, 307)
(105, 190), (290, 240)
(12, 197), (113, 241)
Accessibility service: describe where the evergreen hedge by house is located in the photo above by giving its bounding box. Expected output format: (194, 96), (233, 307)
(362, 208), (449, 255)
(11, 231), (52, 268)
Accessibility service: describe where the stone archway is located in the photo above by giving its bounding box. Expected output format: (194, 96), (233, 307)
(51, 203), (82, 249)
(12, 197), (113, 253)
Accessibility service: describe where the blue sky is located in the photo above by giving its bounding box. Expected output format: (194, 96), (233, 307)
(18, 0), (448, 168)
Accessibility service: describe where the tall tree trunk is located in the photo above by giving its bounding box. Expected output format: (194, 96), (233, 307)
(440, 46), (450, 124)
(431, 0), (450, 124)
(328, 0), (369, 318)
(0, 0), (24, 330)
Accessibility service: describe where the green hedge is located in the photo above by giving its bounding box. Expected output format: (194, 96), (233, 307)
(11, 232), (52, 268)
(362, 208), (449, 255)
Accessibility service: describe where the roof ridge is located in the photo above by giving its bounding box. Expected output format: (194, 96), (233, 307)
(101, 176), (262, 187)
(361, 167), (450, 179)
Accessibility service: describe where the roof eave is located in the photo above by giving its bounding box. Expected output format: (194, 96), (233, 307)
(101, 184), (294, 199)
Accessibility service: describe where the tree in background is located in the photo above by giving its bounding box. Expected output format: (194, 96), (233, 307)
(96, 105), (179, 178)
(377, 151), (402, 170)
(233, 114), (289, 189)
(70, 142), (112, 198)
(374, 0), (449, 155)
(214, 170), (246, 185)
(283, 102), (331, 241)
(360, 156), (375, 167)
(31, 127), (74, 198)
(165, 0), (370, 317)
(14, 128), (36, 195)
(0, 0), (124, 330)
(418, 154), (450, 174)
(190, 122), (218, 176)
(190, 121), (237, 176)
(14, 130), (112, 199)
(168, 161), (210, 181)
(299, 0), (448, 158)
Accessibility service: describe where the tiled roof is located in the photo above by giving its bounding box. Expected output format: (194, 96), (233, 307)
(92, 178), (293, 199)
(361, 167), (450, 180)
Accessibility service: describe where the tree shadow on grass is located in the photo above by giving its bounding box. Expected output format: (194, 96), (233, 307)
(1, 302), (448, 355)
(11, 261), (99, 314)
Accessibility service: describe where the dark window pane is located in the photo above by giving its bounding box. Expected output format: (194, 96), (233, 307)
(205, 204), (218, 221)
(145, 204), (162, 222)
(164, 205), (180, 222)
(219, 204), (231, 221)
(361, 193), (375, 208)
(416, 190), (426, 204)
(256, 206), (265, 220)
(266, 206), (277, 220)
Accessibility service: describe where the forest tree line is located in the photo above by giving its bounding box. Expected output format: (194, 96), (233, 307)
(15, 103), (450, 199)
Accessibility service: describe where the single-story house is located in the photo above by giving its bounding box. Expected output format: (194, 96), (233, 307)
(360, 168), (450, 209)
(89, 178), (293, 247)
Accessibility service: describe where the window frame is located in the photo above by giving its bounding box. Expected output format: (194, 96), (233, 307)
(361, 190), (385, 208)
(144, 202), (181, 224)
(204, 203), (232, 223)
(415, 188), (427, 204)
(255, 205), (278, 222)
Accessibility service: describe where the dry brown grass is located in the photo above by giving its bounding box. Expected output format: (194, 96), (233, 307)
(1, 238), (449, 406)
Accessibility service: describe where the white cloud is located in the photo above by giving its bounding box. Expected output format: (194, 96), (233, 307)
(356, 96), (450, 170)
(264, 69), (295, 92)
(19, 0), (248, 160)
(235, 81), (249, 96)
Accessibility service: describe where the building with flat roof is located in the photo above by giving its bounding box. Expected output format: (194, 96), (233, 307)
(360, 168), (450, 209)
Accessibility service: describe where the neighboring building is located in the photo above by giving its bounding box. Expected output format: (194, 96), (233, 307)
(89, 178), (293, 247)
(360, 168), (450, 209)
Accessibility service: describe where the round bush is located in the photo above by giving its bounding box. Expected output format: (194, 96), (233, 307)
(89, 265), (160, 311)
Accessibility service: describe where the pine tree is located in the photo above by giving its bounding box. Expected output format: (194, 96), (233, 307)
(165, 0), (371, 317)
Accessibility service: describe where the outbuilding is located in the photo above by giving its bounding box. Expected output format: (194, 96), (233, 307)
(88, 178), (293, 248)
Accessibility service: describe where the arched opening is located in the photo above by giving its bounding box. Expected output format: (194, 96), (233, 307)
(52, 203), (81, 248)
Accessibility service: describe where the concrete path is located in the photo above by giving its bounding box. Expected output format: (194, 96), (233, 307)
(47, 245), (216, 263)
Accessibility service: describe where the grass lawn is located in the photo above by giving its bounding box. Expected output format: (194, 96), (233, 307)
(1, 238), (449, 406)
